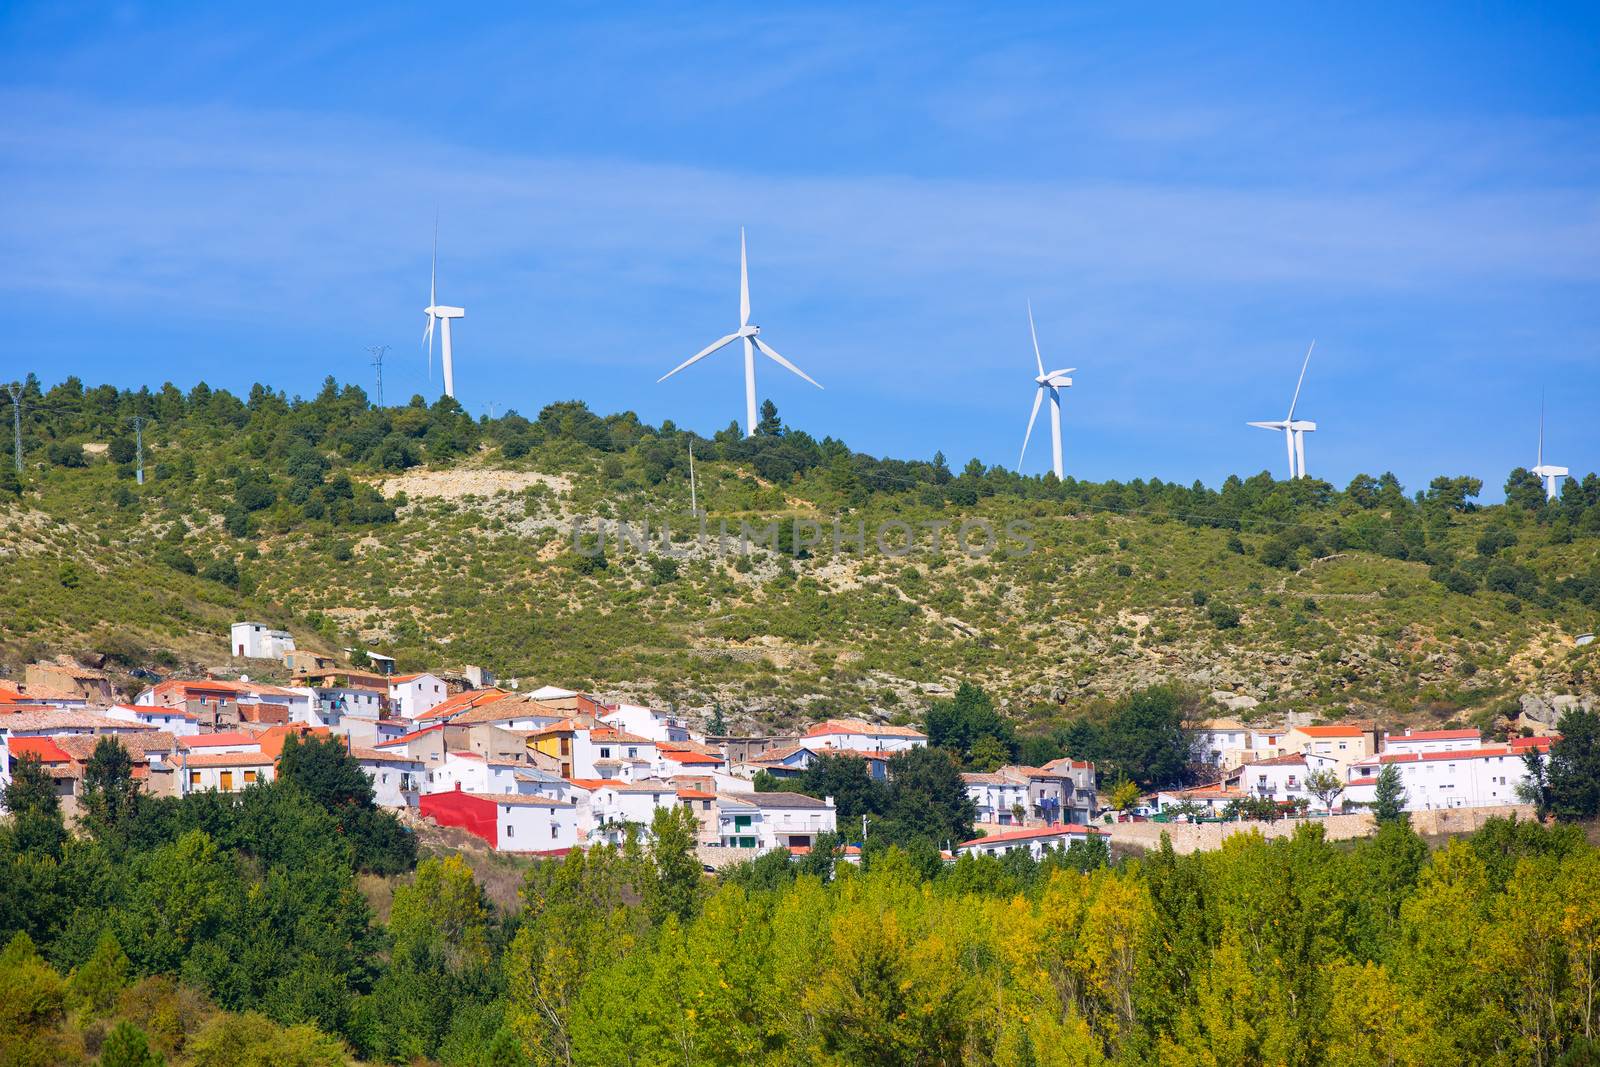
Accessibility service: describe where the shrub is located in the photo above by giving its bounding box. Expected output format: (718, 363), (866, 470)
(1207, 603), (1241, 630)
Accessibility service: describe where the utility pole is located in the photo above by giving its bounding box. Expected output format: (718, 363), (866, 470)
(129, 415), (147, 485)
(367, 345), (388, 406)
(5, 383), (20, 474)
(861, 813), (868, 842)
(688, 440), (698, 515)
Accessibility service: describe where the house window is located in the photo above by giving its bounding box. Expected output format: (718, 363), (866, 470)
(244, 770), (258, 784)
(507, 824), (515, 838)
(190, 771), (201, 786)
(551, 823), (558, 838)
(600, 747), (611, 759)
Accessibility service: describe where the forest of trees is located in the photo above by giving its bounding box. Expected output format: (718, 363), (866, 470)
(4, 373), (1600, 617)
(5, 733), (1599, 1067)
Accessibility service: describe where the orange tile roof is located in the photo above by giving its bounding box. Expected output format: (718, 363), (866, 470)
(255, 724), (331, 758)
(1386, 729), (1480, 742)
(180, 752), (276, 768)
(662, 750), (723, 765)
(591, 727), (654, 744)
(376, 723), (445, 747)
(676, 788), (717, 800)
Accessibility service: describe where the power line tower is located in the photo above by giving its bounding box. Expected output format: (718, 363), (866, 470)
(4, 383), (20, 474)
(368, 345), (388, 406)
(129, 415), (149, 485)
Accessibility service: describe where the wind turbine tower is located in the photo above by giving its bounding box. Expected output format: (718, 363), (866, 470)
(1017, 302), (1075, 479)
(1248, 342), (1318, 479)
(1531, 397), (1569, 502)
(422, 228), (465, 400)
(658, 228), (822, 436)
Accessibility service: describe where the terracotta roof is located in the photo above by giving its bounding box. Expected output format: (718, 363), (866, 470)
(1379, 743), (1548, 765)
(604, 781), (678, 795)
(566, 778), (624, 790)
(661, 749), (723, 765)
(150, 679), (301, 699)
(803, 718), (927, 739)
(1295, 725), (1367, 738)
(180, 732), (261, 749)
(1347, 777), (1378, 786)
(960, 824), (1106, 848)
(387, 673), (437, 684)
(53, 732), (177, 759)
(181, 752), (276, 768)
(116, 703), (199, 722)
(745, 742), (814, 764)
(376, 723), (444, 747)
(1385, 729), (1481, 742)
(591, 727), (654, 744)
(415, 687), (510, 722)
(1245, 753), (1308, 767)
(462, 792), (572, 807)
(255, 725), (331, 758)
(350, 747), (425, 764)
(676, 788), (717, 800)
(7, 737), (73, 762)
(1040, 757), (1095, 772)
(448, 697), (571, 726)
(0, 712), (156, 733)
(962, 772), (1023, 786)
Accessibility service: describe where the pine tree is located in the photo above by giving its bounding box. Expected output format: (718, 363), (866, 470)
(1374, 763), (1408, 824)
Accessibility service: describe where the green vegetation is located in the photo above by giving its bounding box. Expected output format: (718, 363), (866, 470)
(9, 781), (1598, 1065)
(1, 373), (1598, 733)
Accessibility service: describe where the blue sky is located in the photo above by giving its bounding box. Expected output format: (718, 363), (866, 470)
(2, 2), (1596, 495)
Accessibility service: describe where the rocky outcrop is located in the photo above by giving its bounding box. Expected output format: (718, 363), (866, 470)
(1520, 692), (1593, 727)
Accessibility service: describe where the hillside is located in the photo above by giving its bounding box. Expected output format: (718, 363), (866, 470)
(2, 375), (1598, 737)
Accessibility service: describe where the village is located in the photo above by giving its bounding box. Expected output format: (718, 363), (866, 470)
(0, 620), (1557, 866)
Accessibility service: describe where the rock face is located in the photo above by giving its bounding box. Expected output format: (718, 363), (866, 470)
(1520, 692), (1593, 727)
(1209, 691), (1260, 712)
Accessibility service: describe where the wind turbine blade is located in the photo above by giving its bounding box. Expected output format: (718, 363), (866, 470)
(423, 315), (435, 382)
(1019, 386), (1044, 468)
(1247, 421), (1285, 430)
(657, 333), (741, 382)
(740, 228), (750, 327)
(1027, 300), (1044, 376)
(1286, 340), (1315, 420)
(753, 337), (822, 388)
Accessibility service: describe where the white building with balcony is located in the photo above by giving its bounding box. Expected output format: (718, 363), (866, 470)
(714, 791), (837, 852)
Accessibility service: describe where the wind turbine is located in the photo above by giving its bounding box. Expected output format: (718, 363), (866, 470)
(422, 225), (465, 399)
(1017, 302), (1074, 479)
(1531, 395), (1568, 501)
(1248, 342), (1317, 479)
(657, 228), (821, 436)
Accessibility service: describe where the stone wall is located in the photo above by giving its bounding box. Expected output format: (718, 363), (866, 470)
(1106, 803), (1537, 855)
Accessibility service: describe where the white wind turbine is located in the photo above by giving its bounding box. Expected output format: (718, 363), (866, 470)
(1018, 302), (1074, 479)
(421, 226), (465, 399)
(1248, 341), (1317, 479)
(657, 228), (821, 436)
(1531, 396), (1569, 501)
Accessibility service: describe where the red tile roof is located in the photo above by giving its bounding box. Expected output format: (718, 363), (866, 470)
(7, 737), (73, 763)
(675, 788), (717, 800)
(661, 750), (723, 765)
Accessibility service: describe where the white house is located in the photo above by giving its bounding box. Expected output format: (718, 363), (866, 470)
(587, 780), (681, 843)
(106, 703), (202, 737)
(387, 673), (448, 720)
(714, 791), (837, 852)
(420, 791), (578, 853)
(801, 718), (927, 753)
(590, 728), (658, 774)
(425, 751), (539, 796)
(1346, 740), (1550, 811)
(962, 772), (1032, 826)
(736, 742), (819, 780)
(1192, 719), (1253, 768)
(1382, 729), (1483, 755)
(956, 823), (1108, 860)
(600, 702), (690, 744)
(351, 748), (426, 808)
(178, 732), (262, 756)
(230, 622), (296, 661)
(178, 751), (276, 795)
(293, 686), (384, 742)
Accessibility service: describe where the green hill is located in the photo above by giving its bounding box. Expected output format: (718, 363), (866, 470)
(2, 374), (1597, 736)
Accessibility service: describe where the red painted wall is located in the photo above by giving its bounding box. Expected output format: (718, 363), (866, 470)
(420, 791), (498, 847)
